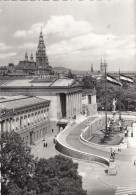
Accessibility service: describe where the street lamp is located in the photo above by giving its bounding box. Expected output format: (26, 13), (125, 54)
(131, 122), (133, 137)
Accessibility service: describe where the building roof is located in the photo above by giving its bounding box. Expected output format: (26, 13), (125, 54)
(0, 96), (50, 110)
(1, 78), (82, 88)
(50, 78), (75, 87)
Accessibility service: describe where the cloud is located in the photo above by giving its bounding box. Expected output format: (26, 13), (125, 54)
(14, 22), (43, 38)
(0, 42), (12, 51)
(45, 15), (92, 37)
(14, 15), (92, 38)
(0, 52), (16, 59)
(18, 42), (37, 49)
(47, 33), (135, 64)
(13, 15), (135, 70)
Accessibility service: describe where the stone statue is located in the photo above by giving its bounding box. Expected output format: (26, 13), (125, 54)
(112, 98), (117, 111)
(110, 149), (115, 159)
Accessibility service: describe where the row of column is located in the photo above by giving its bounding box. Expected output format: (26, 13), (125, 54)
(66, 92), (82, 118)
(1, 107), (49, 133)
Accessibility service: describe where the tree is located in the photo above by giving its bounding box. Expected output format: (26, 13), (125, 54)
(1, 132), (86, 195)
(1, 131), (36, 195)
(82, 75), (96, 89)
(34, 155), (87, 195)
(96, 78), (136, 111)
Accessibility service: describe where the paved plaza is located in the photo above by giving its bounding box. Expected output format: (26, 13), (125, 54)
(31, 114), (136, 195)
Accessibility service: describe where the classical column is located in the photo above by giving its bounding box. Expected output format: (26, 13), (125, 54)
(80, 92), (82, 113)
(0, 121), (2, 132)
(72, 93), (74, 117)
(3, 121), (6, 132)
(15, 118), (18, 131)
(9, 119), (12, 132)
(18, 117), (20, 130)
(11, 119), (15, 131)
(7, 120), (9, 132)
(70, 94), (72, 117)
(78, 92), (80, 113)
(5, 120), (8, 132)
(66, 94), (69, 118)
(69, 94), (71, 118)
(68, 94), (70, 118)
(34, 112), (37, 123)
(75, 92), (77, 114)
(57, 94), (61, 119)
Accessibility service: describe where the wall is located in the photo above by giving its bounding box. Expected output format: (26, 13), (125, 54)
(91, 94), (96, 104)
(39, 96), (58, 120)
(55, 140), (109, 166)
(82, 116), (105, 140)
(19, 121), (50, 145)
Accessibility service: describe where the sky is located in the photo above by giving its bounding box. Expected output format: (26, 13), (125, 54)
(0, 0), (136, 72)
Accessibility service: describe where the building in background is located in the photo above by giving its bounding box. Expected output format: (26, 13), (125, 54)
(100, 58), (108, 75)
(0, 30), (53, 76)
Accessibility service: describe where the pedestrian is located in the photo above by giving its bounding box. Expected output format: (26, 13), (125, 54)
(43, 139), (45, 147)
(52, 129), (54, 133)
(45, 143), (48, 147)
(53, 138), (55, 144)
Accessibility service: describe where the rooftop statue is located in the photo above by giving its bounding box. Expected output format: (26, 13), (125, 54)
(112, 98), (117, 112)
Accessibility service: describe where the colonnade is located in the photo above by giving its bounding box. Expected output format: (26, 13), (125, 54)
(66, 91), (82, 118)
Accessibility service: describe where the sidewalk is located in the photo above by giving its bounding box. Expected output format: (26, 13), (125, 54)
(101, 159), (136, 188)
(101, 126), (136, 188)
(31, 129), (58, 159)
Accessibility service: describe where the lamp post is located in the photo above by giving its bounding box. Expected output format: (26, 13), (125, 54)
(131, 122), (133, 137)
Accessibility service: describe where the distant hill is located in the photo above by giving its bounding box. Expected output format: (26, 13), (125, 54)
(53, 66), (90, 75)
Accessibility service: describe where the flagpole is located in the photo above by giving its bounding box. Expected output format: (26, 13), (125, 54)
(105, 63), (107, 132)
(119, 69), (121, 121)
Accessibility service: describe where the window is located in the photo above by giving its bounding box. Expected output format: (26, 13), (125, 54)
(88, 95), (91, 104)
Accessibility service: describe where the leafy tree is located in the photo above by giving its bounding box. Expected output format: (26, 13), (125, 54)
(82, 75), (136, 111)
(34, 155), (87, 195)
(1, 132), (86, 195)
(1, 131), (36, 195)
(82, 75), (96, 89)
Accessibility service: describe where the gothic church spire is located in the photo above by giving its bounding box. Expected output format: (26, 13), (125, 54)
(36, 29), (49, 68)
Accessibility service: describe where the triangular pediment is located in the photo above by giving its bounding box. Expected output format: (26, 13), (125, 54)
(71, 80), (82, 87)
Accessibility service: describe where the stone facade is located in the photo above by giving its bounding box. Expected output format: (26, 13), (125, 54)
(82, 89), (97, 115)
(0, 78), (83, 121)
(0, 96), (50, 145)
